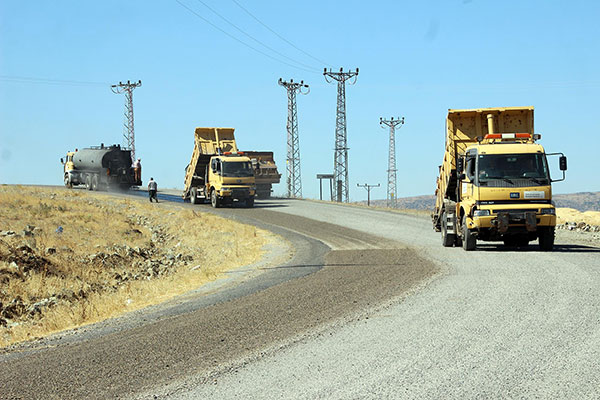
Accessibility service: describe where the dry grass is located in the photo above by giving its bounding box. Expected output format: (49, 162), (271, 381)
(557, 208), (600, 226)
(0, 185), (273, 347)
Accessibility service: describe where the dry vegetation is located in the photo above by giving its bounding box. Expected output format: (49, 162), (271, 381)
(0, 185), (274, 347)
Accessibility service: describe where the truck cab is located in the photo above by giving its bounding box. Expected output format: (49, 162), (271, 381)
(457, 133), (566, 250)
(206, 153), (256, 207)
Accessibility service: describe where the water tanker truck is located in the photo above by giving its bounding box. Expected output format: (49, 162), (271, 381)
(432, 107), (567, 251)
(183, 127), (256, 208)
(61, 144), (141, 190)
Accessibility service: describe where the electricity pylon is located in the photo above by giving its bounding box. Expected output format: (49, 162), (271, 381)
(111, 80), (142, 162)
(324, 67), (358, 203)
(278, 78), (309, 198)
(380, 116), (404, 208)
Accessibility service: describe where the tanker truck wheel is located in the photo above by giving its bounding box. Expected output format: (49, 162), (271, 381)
(64, 174), (73, 189)
(210, 189), (221, 208)
(462, 215), (476, 251)
(91, 175), (99, 191)
(190, 187), (198, 204)
(441, 211), (455, 247)
(85, 175), (93, 191)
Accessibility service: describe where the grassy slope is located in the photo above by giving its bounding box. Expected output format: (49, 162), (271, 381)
(0, 186), (274, 347)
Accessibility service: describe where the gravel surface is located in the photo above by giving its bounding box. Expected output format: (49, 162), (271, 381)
(0, 196), (436, 399)
(161, 199), (600, 400)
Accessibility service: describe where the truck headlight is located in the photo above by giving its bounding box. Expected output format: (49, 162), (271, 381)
(474, 209), (490, 217)
(541, 208), (555, 215)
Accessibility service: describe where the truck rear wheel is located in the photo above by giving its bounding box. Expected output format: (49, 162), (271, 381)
(85, 175), (92, 190)
(91, 175), (99, 191)
(441, 211), (455, 247)
(462, 215), (476, 251)
(539, 227), (555, 251)
(190, 187), (198, 204)
(210, 189), (220, 208)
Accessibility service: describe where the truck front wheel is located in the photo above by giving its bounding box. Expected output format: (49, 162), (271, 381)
(538, 227), (555, 251)
(210, 189), (221, 208)
(190, 187), (198, 204)
(64, 174), (73, 189)
(441, 211), (455, 247)
(462, 215), (476, 251)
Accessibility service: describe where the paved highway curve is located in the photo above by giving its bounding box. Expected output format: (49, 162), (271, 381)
(0, 194), (435, 399)
(1, 194), (599, 399)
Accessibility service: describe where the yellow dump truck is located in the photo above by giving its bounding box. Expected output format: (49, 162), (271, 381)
(432, 107), (567, 251)
(244, 151), (281, 198)
(183, 127), (256, 208)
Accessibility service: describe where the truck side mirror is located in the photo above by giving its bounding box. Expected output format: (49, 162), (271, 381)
(60, 158), (64, 164)
(559, 156), (567, 171)
(457, 158), (464, 174)
(458, 173), (466, 180)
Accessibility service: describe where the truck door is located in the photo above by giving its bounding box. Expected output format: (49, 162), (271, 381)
(461, 152), (477, 202)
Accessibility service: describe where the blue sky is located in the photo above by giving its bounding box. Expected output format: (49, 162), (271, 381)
(1, 0), (598, 200)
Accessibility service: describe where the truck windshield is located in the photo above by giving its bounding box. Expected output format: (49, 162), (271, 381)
(478, 154), (549, 186)
(222, 161), (254, 177)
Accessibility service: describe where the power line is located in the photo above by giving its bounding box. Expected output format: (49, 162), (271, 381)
(230, 0), (332, 68)
(195, 0), (320, 73)
(0, 75), (108, 87)
(174, 0), (318, 74)
(357, 183), (380, 207)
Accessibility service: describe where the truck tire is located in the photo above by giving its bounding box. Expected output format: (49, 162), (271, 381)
(441, 211), (455, 247)
(538, 227), (555, 251)
(64, 174), (73, 189)
(462, 215), (476, 251)
(190, 187), (197, 204)
(91, 175), (99, 191)
(246, 197), (254, 208)
(85, 175), (92, 191)
(210, 189), (220, 208)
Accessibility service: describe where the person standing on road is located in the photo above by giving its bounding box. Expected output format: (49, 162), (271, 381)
(148, 177), (158, 203)
(133, 158), (142, 183)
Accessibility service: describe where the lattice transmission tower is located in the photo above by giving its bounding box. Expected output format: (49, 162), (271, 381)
(111, 80), (142, 162)
(324, 67), (358, 202)
(278, 78), (309, 198)
(380, 116), (404, 208)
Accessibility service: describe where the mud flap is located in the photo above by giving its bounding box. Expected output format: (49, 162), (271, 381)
(525, 212), (537, 232)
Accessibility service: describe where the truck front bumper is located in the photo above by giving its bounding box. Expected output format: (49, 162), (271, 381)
(472, 206), (556, 231)
(218, 187), (255, 199)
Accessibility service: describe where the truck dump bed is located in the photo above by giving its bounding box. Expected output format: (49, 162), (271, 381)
(433, 107), (534, 227)
(183, 127), (238, 198)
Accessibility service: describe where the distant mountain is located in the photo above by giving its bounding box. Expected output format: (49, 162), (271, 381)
(553, 192), (600, 211)
(356, 192), (600, 212)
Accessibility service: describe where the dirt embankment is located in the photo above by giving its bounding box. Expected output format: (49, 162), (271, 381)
(0, 185), (273, 347)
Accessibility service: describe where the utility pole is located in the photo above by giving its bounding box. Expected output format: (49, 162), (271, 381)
(357, 183), (380, 207)
(278, 78), (309, 198)
(324, 67), (359, 203)
(111, 80), (142, 162)
(380, 116), (404, 208)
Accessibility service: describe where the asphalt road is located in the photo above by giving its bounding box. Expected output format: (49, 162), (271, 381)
(153, 199), (600, 400)
(0, 195), (436, 399)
